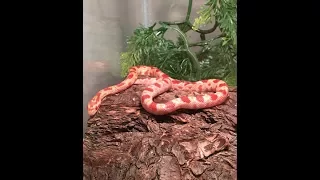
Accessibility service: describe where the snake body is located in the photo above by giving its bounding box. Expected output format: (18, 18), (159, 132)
(87, 66), (229, 116)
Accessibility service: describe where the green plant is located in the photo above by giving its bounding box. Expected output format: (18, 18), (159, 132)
(120, 0), (237, 86)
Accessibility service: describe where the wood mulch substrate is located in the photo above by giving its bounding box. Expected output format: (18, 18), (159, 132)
(83, 84), (237, 180)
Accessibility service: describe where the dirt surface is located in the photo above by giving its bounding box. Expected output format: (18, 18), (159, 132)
(83, 84), (237, 180)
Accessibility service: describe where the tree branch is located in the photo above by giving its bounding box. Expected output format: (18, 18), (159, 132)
(193, 21), (219, 34)
(189, 34), (225, 47)
(185, 0), (193, 22)
(160, 21), (185, 25)
(200, 33), (206, 41)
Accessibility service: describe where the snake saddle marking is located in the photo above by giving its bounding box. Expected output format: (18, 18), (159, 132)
(87, 66), (229, 116)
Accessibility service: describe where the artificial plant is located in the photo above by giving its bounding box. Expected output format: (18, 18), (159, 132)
(120, 0), (237, 86)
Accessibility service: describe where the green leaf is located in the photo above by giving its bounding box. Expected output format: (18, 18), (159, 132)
(120, 0), (237, 86)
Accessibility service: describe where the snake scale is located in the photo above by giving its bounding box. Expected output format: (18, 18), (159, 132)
(87, 66), (229, 116)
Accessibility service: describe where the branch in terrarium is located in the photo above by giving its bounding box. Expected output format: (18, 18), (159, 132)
(161, 20), (218, 35)
(170, 26), (201, 80)
(189, 33), (224, 47)
(161, 0), (218, 35)
(160, 0), (193, 26)
(160, 21), (186, 25)
(185, 0), (193, 22)
(200, 33), (205, 41)
(193, 21), (219, 34)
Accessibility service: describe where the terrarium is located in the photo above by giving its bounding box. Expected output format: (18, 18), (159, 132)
(83, 0), (237, 179)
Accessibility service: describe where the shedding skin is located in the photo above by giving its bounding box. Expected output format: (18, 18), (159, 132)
(87, 66), (229, 116)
